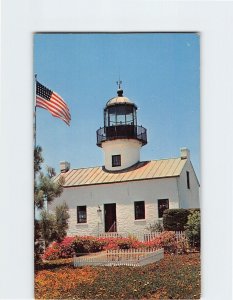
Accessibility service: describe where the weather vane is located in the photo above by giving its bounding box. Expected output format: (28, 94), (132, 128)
(116, 79), (122, 89)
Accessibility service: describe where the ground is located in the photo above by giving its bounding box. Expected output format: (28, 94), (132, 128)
(35, 253), (200, 299)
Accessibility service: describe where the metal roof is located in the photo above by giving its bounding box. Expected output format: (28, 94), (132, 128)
(106, 96), (134, 107)
(54, 158), (187, 187)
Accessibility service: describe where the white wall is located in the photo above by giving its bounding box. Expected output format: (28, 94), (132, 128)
(102, 139), (141, 171)
(48, 177), (180, 236)
(177, 160), (200, 209)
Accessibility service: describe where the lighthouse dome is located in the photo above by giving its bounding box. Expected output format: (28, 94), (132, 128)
(105, 89), (137, 108)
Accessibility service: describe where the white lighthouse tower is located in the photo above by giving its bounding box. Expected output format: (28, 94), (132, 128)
(96, 82), (147, 171)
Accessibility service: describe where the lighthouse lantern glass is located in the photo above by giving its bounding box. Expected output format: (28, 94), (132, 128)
(105, 105), (137, 127)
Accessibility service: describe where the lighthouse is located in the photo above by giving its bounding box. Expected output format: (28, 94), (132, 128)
(96, 82), (147, 171)
(51, 82), (199, 237)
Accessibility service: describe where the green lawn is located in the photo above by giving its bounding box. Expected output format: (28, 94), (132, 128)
(35, 253), (201, 299)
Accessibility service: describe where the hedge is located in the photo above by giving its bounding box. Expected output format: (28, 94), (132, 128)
(163, 208), (200, 231)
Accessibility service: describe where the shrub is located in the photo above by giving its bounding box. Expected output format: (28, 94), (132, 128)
(176, 236), (190, 254)
(43, 237), (76, 260)
(102, 237), (137, 250)
(59, 236), (76, 258)
(157, 231), (177, 253)
(163, 209), (190, 231)
(143, 231), (177, 253)
(145, 222), (163, 233)
(163, 208), (200, 231)
(117, 237), (134, 249)
(43, 242), (61, 260)
(43, 231), (190, 260)
(72, 236), (105, 253)
(185, 210), (201, 249)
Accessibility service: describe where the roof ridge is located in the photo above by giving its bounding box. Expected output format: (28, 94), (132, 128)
(61, 157), (184, 173)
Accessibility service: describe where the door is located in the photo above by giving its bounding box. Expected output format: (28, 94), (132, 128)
(104, 203), (117, 232)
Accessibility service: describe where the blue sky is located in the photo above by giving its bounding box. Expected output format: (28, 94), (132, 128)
(34, 33), (200, 178)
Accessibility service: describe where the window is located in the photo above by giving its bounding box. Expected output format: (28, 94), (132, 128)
(186, 171), (190, 189)
(134, 201), (145, 220)
(112, 155), (121, 167)
(77, 206), (87, 223)
(158, 199), (169, 218)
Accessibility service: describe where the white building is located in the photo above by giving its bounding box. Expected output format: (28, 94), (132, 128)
(49, 86), (199, 236)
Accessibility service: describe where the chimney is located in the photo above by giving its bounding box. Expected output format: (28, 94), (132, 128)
(180, 147), (190, 160)
(60, 161), (70, 173)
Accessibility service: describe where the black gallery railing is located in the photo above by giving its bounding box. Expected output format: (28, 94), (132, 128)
(96, 125), (147, 147)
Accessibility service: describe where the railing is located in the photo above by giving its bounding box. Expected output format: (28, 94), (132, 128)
(107, 221), (117, 233)
(96, 125), (147, 147)
(99, 232), (122, 239)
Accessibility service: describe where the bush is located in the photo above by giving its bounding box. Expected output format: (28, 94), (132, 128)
(145, 222), (163, 233)
(44, 236), (148, 260)
(59, 236), (76, 258)
(43, 242), (61, 260)
(43, 237), (76, 260)
(100, 237), (139, 250)
(176, 236), (190, 254)
(143, 231), (177, 253)
(43, 231), (190, 260)
(158, 231), (177, 253)
(72, 236), (105, 253)
(163, 208), (200, 231)
(185, 210), (201, 249)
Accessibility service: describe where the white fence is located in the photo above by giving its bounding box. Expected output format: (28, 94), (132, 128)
(74, 248), (164, 267)
(98, 231), (186, 242)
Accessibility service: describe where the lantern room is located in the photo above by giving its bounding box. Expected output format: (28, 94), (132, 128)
(96, 84), (147, 171)
(97, 87), (147, 148)
(104, 89), (137, 127)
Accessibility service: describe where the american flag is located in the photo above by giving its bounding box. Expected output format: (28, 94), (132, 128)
(36, 81), (71, 125)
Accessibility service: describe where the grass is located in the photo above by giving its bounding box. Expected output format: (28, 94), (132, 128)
(35, 253), (201, 299)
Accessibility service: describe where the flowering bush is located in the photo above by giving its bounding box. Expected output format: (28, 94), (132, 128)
(59, 236), (76, 258)
(43, 237), (75, 260)
(158, 231), (177, 253)
(102, 237), (134, 250)
(43, 236), (105, 260)
(43, 242), (61, 260)
(143, 231), (177, 253)
(72, 236), (105, 253)
(43, 231), (183, 260)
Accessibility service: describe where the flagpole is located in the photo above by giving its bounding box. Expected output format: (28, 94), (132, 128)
(34, 74), (37, 230)
(34, 74), (37, 148)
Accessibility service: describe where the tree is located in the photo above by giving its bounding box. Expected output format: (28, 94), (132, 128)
(185, 210), (201, 249)
(40, 203), (70, 247)
(34, 145), (44, 173)
(55, 202), (70, 242)
(34, 168), (64, 209)
(40, 210), (57, 248)
(34, 219), (44, 263)
(34, 146), (66, 264)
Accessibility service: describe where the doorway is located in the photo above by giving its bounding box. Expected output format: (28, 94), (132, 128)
(104, 203), (117, 232)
